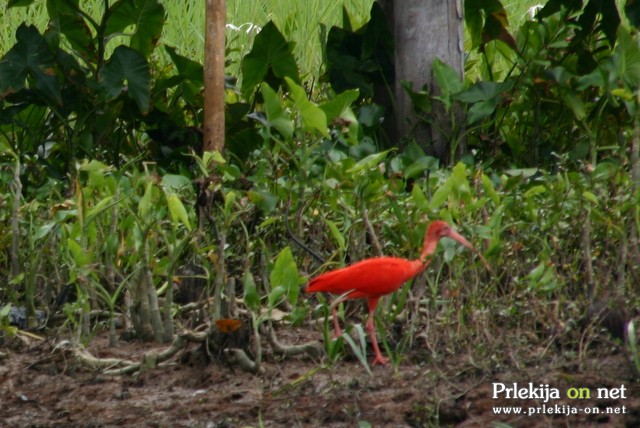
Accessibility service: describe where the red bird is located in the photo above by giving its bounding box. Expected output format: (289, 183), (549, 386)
(306, 220), (482, 366)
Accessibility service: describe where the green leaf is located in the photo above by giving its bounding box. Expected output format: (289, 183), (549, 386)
(166, 194), (192, 231)
(248, 189), (279, 213)
(161, 174), (193, 193)
(85, 196), (115, 226)
(0, 24), (61, 103)
(411, 183), (429, 211)
(432, 58), (463, 111)
(324, 219), (346, 252)
(400, 80), (431, 113)
(466, 99), (498, 124)
(241, 21), (300, 97)
(319, 89), (360, 121)
(47, 0), (97, 63)
(99, 45), (150, 113)
(106, 0), (165, 58)
(613, 26), (640, 88)
(269, 247), (304, 306)
(320, 89), (360, 144)
(261, 83), (294, 140)
(67, 238), (90, 266)
(243, 272), (260, 311)
(481, 174), (500, 206)
(524, 185), (546, 198)
(429, 181), (452, 210)
(347, 150), (391, 174)
(454, 80), (513, 122)
(138, 181), (153, 218)
(164, 45), (204, 105)
(285, 77), (329, 137)
(582, 190), (599, 205)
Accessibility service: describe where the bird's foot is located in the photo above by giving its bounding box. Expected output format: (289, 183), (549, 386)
(371, 355), (389, 366)
(332, 330), (343, 340)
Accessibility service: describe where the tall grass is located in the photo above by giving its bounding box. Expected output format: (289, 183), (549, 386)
(0, 1), (546, 81)
(0, 0), (374, 79)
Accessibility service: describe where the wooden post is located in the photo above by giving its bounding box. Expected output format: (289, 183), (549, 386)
(203, 0), (226, 153)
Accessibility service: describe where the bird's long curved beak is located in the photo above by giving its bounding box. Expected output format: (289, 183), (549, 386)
(446, 229), (493, 274)
(446, 229), (474, 250)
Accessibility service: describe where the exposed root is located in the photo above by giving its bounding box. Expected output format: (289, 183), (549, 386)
(223, 348), (264, 374)
(264, 322), (323, 359)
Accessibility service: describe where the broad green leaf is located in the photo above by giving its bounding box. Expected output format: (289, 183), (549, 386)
(161, 174), (192, 193)
(429, 181), (452, 210)
(67, 238), (90, 266)
(47, 0), (96, 63)
(99, 46), (150, 113)
(241, 21), (300, 97)
(614, 26), (640, 88)
(528, 261), (546, 282)
(106, 0), (164, 58)
(455, 80), (513, 103)
(324, 219), (346, 252)
(248, 189), (278, 213)
(400, 80), (431, 112)
(320, 89), (360, 144)
(269, 247), (304, 306)
(481, 174), (500, 206)
(33, 222), (56, 241)
(432, 58), (463, 111)
(466, 98), (498, 124)
(243, 272), (260, 311)
(404, 156), (437, 179)
(411, 184), (429, 211)
(164, 45), (204, 104)
(285, 77), (329, 137)
(524, 185), (546, 198)
(166, 194), (192, 231)
(261, 83), (294, 140)
(0, 24), (61, 103)
(319, 89), (359, 121)
(85, 196), (115, 226)
(347, 150), (391, 174)
(138, 181), (153, 218)
(582, 190), (599, 205)
(560, 91), (585, 120)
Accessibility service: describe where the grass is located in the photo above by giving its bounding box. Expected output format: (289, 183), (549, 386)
(0, 1), (547, 81)
(0, 0), (375, 79)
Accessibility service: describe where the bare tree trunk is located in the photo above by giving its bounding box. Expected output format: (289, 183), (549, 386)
(203, 0), (226, 153)
(380, 0), (464, 161)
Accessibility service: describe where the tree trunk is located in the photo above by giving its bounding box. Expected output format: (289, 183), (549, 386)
(203, 0), (226, 153)
(380, 0), (464, 161)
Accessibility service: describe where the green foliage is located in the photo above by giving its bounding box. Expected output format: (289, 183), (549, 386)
(241, 21), (300, 98)
(1, 0), (639, 373)
(324, 2), (393, 98)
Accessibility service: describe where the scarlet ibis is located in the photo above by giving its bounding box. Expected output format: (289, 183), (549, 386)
(306, 220), (485, 366)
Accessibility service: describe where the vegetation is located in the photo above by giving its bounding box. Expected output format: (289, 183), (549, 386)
(0, 0), (638, 397)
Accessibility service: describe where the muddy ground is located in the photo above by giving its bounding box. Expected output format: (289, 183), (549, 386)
(1, 324), (639, 428)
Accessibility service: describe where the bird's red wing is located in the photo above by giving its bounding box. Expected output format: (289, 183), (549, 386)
(306, 257), (423, 298)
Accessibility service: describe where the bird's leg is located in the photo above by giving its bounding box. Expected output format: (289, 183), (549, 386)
(329, 294), (349, 339)
(366, 297), (389, 366)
